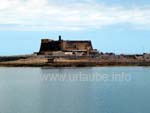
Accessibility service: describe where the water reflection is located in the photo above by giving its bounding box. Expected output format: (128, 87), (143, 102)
(0, 67), (149, 113)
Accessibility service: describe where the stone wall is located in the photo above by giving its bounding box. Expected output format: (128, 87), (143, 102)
(39, 37), (93, 55)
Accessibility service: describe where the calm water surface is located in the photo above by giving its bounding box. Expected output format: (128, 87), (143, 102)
(0, 67), (150, 113)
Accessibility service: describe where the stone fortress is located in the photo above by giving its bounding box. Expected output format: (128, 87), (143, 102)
(38, 35), (98, 56)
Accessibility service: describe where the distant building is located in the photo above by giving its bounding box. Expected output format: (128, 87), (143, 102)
(38, 35), (97, 56)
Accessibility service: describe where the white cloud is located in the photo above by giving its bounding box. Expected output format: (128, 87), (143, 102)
(0, 0), (150, 31)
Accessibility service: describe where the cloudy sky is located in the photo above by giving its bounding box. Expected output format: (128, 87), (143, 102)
(0, 0), (150, 55)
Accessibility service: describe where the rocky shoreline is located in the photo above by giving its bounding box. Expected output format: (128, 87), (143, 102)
(0, 54), (150, 67)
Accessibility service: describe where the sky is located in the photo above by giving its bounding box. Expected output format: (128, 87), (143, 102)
(0, 0), (150, 55)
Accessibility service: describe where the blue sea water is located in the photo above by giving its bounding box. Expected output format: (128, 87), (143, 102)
(0, 67), (150, 113)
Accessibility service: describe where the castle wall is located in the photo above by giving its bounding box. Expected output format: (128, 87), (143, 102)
(62, 41), (93, 51)
(39, 39), (61, 54)
(39, 38), (93, 55)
